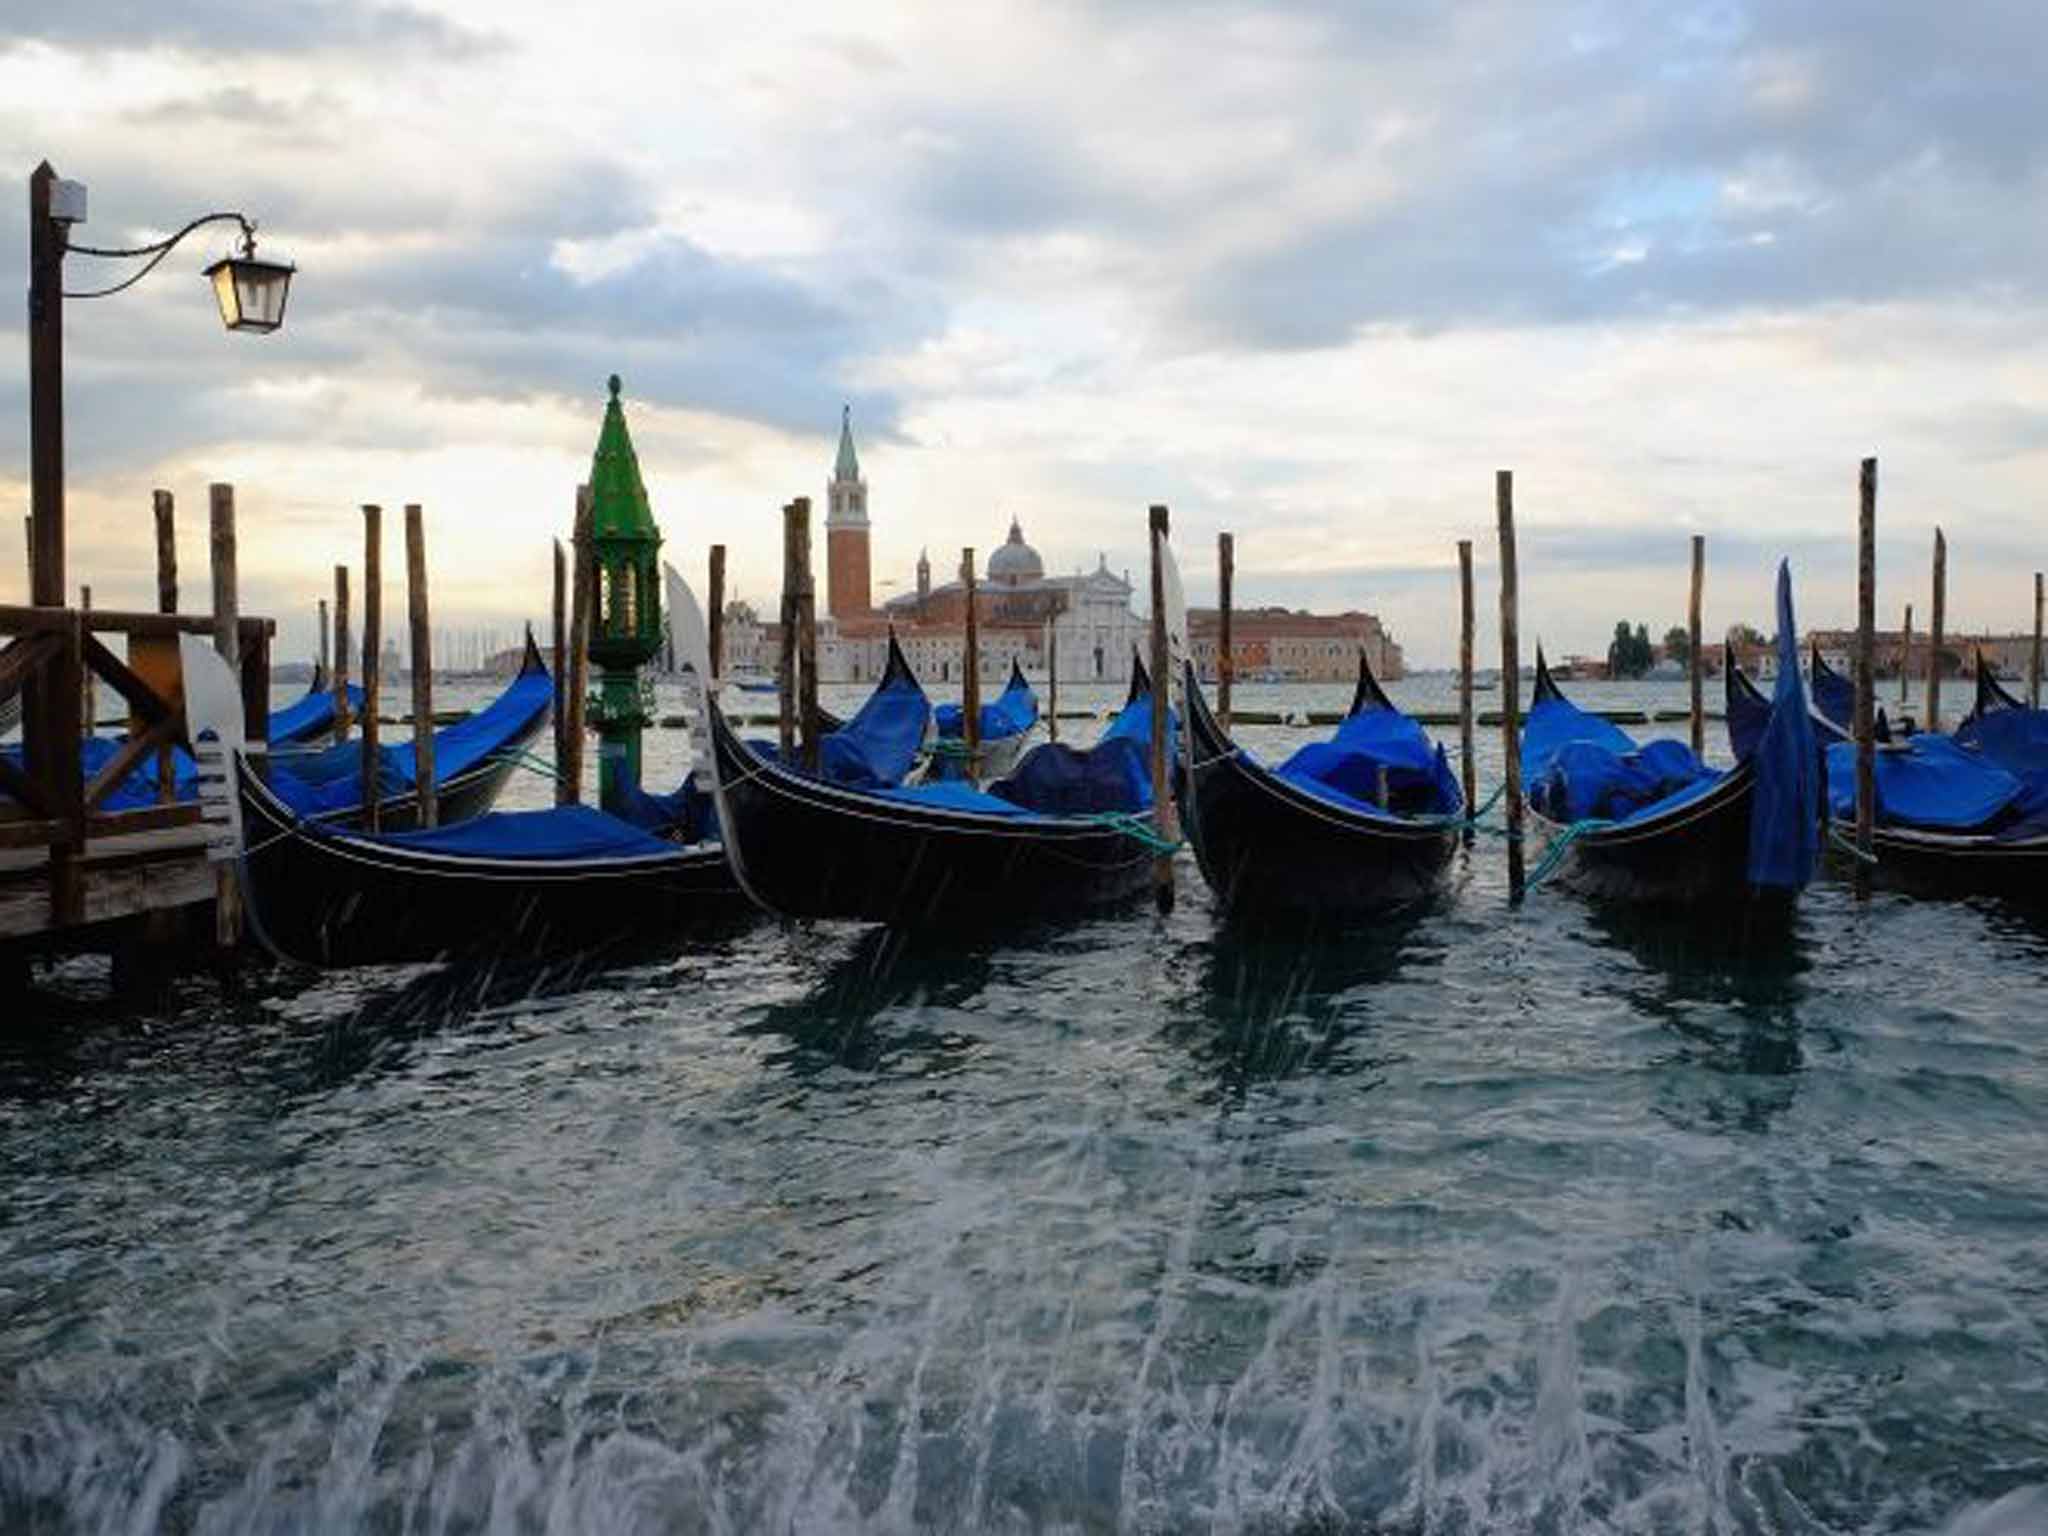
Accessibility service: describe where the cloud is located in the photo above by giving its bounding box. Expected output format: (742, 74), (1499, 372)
(5, 0), (500, 59)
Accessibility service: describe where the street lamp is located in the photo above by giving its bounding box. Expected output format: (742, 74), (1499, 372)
(26, 159), (295, 605)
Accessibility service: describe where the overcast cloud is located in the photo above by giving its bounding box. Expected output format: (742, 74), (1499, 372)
(3, 0), (2046, 664)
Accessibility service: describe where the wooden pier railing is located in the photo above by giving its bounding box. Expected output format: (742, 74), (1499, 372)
(0, 604), (271, 932)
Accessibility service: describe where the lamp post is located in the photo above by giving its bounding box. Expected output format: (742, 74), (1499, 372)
(26, 159), (293, 605)
(584, 375), (664, 816)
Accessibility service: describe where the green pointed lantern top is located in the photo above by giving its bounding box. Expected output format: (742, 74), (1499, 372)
(589, 374), (662, 547)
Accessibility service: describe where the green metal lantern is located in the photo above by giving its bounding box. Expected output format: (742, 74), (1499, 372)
(585, 374), (664, 814)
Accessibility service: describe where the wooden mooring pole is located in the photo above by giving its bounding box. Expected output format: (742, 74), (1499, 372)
(1496, 472), (1525, 901)
(331, 567), (351, 746)
(361, 504), (384, 832)
(1688, 535), (1705, 760)
(1046, 620), (1059, 743)
(708, 543), (727, 683)
(561, 485), (592, 806)
(778, 503), (800, 763)
(795, 499), (819, 775)
(1927, 527), (1947, 733)
(210, 483), (241, 948)
(1900, 602), (1913, 707)
(551, 538), (566, 780)
(405, 504), (436, 828)
(78, 585), (93, 734)
(1855, 458), (1878, 897)
(2032, 573), (2043, 711)
(153, 490), (176, 613)
(1148, 503), (1175, 915)
(961, 548), (981, 785)
(318, 598), (330, 683)
(1457, 538), (1476, 837)
(1218, 531), (1235, 734)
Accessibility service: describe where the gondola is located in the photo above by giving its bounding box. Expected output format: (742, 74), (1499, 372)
(1180, 649), (1460, 915)
(253, 630), (554, 830)
(1753, 651), (2048, 900)
(1, 636), (549, 827)
(740, 632), (928, 788)
(928, 659), (1039, 783)
(1522, 562), (1818, 905)
(267, 662), (366, 749)
(705, 656), (1160, 926)
(180, 638), (742, 966)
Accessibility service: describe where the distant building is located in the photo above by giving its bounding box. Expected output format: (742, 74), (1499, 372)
(1187, 606), (1403, 684)
(715, 410), (1403, 687)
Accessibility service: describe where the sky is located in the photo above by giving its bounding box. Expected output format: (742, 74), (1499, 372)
(3, 0), (2047, 667)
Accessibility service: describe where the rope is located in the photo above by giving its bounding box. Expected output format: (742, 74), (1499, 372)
(491, 746), (567, 784)
(1080, 810), (1185, 855)
(1829, 825), (1880, 865)
(1521, 816), (1616, 889)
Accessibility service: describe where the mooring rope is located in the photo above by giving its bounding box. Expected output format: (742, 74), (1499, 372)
(490, 747), (567, 784)
(1828, 825), (1880, 865)
(1080, 810), (1185, 855)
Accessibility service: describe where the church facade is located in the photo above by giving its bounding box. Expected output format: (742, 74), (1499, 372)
(773, 409), (1401, 686)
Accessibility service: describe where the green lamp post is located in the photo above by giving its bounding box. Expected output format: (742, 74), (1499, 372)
(585, 374), (664, 815)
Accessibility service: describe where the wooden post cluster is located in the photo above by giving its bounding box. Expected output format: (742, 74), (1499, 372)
(708, 544), (727, 683)
(1854, 459), (1877, 895)
(961, 548), (981, 784)
(210, 483), (242, 947)
(1927, 527), (1947, 732)
(2032, 573), (2044, 711)
(1217, 531), (1235, 734)
(360, 503), (383, 833)
(1457, 539), (1476, 834)
(561, 485), (593, 805)
(405, 504), (436, 828)
(1148, 503), (1175, 915)
(1688, 535), (1705, 760)
(795, 499), (819, 774)
(1496, 472), (1525, 900)
(331, 566), (351, 746)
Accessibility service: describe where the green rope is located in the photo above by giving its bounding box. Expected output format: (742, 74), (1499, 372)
(491, 747), (567, 784)
(1521, 816), (1616, 889)
(1081, 810), (1185, 855)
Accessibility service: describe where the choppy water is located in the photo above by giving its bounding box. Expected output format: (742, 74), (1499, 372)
(6, 676), (2048, 1534)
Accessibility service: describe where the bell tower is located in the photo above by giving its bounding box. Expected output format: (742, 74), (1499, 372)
(825, 404), (871, 618)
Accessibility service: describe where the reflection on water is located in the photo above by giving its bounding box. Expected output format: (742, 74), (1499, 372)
(5, 683), (2048, 1531)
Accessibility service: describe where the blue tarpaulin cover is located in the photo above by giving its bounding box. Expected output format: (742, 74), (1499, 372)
(1745, 562), (1821, 888)
(1275, 707), (1460, 818)
(1824, 735), (2022, 832)
(991, 687), (1161, 814)
(746, 647), (931, 788)
(340, 803), (679, 861)
(936, 669), (1039, 743)
(1522, 673), (1719, 824)
(880, 779), (1040, 816)
(1956, 705), (2048, 778)
(266, 659), (553, 817)
(269, 682), (366, 747)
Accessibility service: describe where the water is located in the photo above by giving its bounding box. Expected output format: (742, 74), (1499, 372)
(5, 675), (2048, 1534)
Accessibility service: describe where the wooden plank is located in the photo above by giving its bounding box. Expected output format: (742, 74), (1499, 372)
(0, 631), (61, 702)
(1217, 531), (1234, 733)
(83, 706), (184, 809)
(155, 489), (177, 615)
(562, 486), (592, 806)
(0, 606), (272, 639)
(795, 498), (819, 775)
(82, 633), (173, 725)
(1147, 504), (1173, 914)
(0, 753), (51, 817)
(1688, 534), (1705, 759)
(708, 544), (726, 681)
(1927, 526), (1946, 732)
(961, 547), (980, 785)
(1457, 539), (1475, 828)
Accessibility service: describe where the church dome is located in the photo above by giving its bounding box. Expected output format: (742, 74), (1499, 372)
(987, 518), (1045, 586)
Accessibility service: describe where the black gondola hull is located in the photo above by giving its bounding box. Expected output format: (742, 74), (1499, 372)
(1181, 669), (1455, 915)
(1527, 764), (1761, 904)
(709, 698), (1152, 925)
(236, 760), (744, 967)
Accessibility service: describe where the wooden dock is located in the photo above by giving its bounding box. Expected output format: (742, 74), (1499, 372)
(1, 603), (271, 966)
